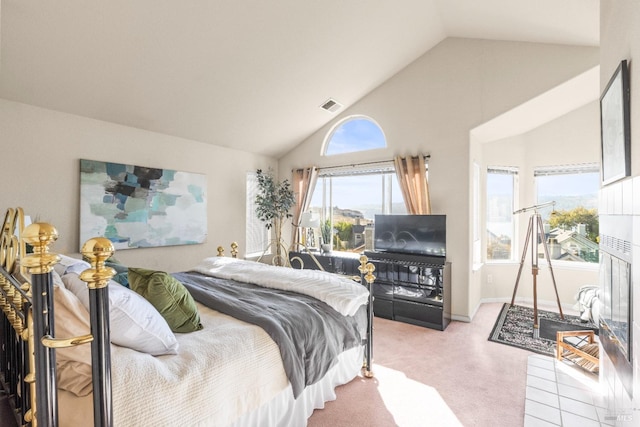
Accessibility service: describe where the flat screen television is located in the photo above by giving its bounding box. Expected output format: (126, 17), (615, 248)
(374, 214), (446, 257)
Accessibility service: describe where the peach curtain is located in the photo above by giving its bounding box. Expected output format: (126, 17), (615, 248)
(290, 166), (318, 249)
(394, 155), (431, 214)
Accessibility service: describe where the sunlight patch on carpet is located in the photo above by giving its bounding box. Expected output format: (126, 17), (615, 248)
(372, 364), (463, 427)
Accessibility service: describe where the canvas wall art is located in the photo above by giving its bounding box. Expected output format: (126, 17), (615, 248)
(80, 159), (207, 250)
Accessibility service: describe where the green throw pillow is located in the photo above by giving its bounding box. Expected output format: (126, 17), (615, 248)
(128, 268), (203, 333)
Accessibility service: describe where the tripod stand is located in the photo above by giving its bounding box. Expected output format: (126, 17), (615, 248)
(510, 203), (564, 338)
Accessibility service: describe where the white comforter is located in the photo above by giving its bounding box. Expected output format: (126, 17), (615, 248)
(58, 259), (368, 427)
(192, 257), (369, 316)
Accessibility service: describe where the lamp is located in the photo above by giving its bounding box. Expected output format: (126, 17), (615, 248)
(299, 211), (320, 250)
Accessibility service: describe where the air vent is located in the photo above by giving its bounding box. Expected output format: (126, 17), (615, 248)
(320, 98), (342, 113)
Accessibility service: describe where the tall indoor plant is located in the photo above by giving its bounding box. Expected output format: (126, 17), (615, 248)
(254, 168), (295, 266)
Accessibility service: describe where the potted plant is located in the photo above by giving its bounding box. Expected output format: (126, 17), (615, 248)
(320, 219), (332, 253)
(254, 168), (295, 265)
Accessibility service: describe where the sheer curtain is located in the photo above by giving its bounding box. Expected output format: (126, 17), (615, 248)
(290, 166), (318, 249)
(394, 155), (431, 214)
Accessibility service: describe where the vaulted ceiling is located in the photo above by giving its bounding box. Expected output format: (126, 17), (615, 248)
(0, 0), (599, 158)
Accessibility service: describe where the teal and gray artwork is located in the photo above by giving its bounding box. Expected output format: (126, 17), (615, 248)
(80, 159), (207, 250)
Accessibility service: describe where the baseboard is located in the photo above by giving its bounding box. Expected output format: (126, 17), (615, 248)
(450, 297), (577, 324)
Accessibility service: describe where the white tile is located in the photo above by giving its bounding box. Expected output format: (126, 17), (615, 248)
(526, 386), (560, 408)
(595, 406), (615, 426)
(560, 411), (601, 427)
(613, 181), (624, 213)
(528, 354), (555, 370)
(557, 383), (595, 405)
(528, 365), (557, 382)
(523, 414), (560, 427)
(623, 178), (633, 214)
(633, 176), (640, 215)
(559, 395), (599, 420)
(527, 375), (558, 394)
(525, 400), (561, 425)
(555, 370), (597, 392)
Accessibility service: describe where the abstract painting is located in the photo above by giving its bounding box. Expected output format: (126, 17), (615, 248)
(80, 159), (207, 250)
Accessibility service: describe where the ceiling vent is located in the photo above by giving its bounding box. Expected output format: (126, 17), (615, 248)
(320, 98), (343, 113)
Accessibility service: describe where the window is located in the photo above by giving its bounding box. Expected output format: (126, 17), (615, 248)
(535, 163), (599, 264)
(486, 167), (518, 261)
(246, 172), (269, 257)
(473, 163), (481, 266)
(323, 116), (386, 156)
(308, 165), (406, 252)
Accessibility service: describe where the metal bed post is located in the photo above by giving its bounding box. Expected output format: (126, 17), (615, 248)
(358, 255), (375, 378)
(79, 238), (116, 427)
(21, 222), (61, 427)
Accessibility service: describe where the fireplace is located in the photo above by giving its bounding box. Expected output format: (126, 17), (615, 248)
(599, 214), (633, 398)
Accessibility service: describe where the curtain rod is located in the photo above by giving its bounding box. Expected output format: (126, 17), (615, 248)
(315, 154), (430, 172)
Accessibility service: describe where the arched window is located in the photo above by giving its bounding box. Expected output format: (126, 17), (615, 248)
(323, 116), (386, 156)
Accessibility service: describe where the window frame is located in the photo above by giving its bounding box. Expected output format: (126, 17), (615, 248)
(322, 115), (387, 156)
(245, 171), (270, 258)
(309, 161), (424, 253)
(533, 163), (600, 269)
(485, 166), (519, 263)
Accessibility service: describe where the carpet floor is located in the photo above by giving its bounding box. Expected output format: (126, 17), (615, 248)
(488, 303), (597, 356)
(307, 302), (544, 427)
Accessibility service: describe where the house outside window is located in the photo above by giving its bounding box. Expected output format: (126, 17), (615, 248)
(534, 163), (599, 264)
(486, 167), (518, 261)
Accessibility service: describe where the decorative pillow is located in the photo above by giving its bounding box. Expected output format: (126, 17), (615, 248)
(62, 273), (179, 356)
(128, 268), (203, 333)
(105, 260), (130, 288)
(53, 283), (93, 396)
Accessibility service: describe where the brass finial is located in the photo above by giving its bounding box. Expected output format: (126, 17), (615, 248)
(217, 246), (225, 257)
(230, 242), (238, 258)
(358, 255), (369, 274)
(79, 237), (116, 290)
(20, 223), (60, 274)
(364, 262), (376, 285)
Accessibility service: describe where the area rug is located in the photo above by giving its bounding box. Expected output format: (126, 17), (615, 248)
(488, 303), (598, 356)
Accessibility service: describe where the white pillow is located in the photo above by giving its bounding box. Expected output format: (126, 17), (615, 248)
(54, 254), (91, 277)
(62, 273), (179, 356)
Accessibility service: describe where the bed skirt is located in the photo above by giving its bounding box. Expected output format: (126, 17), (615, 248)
(58, 345), (363, 427)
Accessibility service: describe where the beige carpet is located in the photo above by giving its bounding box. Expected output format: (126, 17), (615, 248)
(307, 302), (533, 427)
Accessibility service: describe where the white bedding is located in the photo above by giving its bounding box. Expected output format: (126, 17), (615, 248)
(57, 271), (367, 426)
(60, 302), (289, 426)
(192, 257), (369, 316)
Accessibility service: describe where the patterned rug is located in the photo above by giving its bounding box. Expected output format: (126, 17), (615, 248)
(488, 303), (598, 356)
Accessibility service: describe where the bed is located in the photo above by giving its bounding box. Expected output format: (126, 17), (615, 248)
(0, 207), (375, 427)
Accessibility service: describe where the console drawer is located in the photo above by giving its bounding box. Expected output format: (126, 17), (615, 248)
(393, 300), (444, 330)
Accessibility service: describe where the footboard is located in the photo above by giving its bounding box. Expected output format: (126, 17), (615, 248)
(0, 208), (115, 427)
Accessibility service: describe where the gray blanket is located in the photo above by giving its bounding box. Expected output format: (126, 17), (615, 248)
(172, 271), (366, 398)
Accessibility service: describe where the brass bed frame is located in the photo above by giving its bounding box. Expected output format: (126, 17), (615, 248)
(0, 207), (375, 427)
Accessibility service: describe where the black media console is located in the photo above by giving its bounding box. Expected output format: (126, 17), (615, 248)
(288, 250), (451, 331)
(364, 251), (451, 331)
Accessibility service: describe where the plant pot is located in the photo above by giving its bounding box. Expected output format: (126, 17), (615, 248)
(321, 244), (332, 254)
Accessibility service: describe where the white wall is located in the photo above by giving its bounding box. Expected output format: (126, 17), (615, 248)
(600, 0), (640, 419)
(481, 102), (600, 309)
(279, 37), (599, 320)
(0, 98), (277, 273)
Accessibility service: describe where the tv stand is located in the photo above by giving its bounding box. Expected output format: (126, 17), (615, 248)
(364, 251), (451, 331)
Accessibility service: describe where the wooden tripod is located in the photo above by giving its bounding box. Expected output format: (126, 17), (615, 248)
(510, 211), (564, 337)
